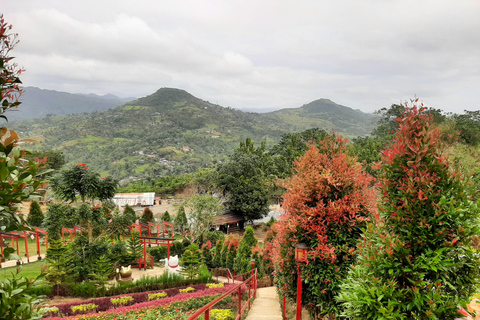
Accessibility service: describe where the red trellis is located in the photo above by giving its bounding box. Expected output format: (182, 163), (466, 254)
(0, 233), (20, 268)
(148, 221), (175, 239)
(62, 225), (85, 244)
(24, 227), (48, 260)
(138, 236), (175, 270)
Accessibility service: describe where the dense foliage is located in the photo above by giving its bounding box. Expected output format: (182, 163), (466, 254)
(215, 138), (271, 222)
(233, 226), (258, 274)
(338, 103), (480, 319)
(273, 133), (377, 317)
(27, 200), (44, 227)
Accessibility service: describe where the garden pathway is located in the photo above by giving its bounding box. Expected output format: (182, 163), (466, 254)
(0, 253), (46, 268)
(245, 286), (282, 320)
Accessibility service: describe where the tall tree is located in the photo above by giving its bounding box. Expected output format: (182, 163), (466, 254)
(43, 205), (77, 240)
(140, 206), (154, 224)
(181, 195), (223, 243)
(269, 128), (328, 177)
(216, 138), (270, 222)
(51, 164), (118, 203)
(338, 102), (480, 319)
(273, 133), (377, 318)
(234, 226), (258, 274)
(173, 206), (188, 235)
(27, 200), (44, 227)
(76, 203), (104, 243)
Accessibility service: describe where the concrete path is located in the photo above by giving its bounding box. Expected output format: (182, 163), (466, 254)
(0, 253), (46, 269)
(246, 286), (283, 320)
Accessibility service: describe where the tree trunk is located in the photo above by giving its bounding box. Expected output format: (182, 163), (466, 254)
(88, 221), (93, 243)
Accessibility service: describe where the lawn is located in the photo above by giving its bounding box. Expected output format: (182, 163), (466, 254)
(0, 260), (47, 281)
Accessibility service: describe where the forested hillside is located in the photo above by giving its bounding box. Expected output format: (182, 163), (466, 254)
(7, 87), (133, 121)
(9, 87), (376, 180)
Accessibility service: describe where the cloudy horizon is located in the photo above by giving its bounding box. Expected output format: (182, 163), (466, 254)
(3, 1), (480, 114)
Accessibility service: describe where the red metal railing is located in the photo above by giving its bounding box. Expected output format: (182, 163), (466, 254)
(210, 268), (234, 283)
(187, 268), (257, 320)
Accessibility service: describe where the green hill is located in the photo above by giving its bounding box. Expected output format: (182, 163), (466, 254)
(8, 87), (375, 180)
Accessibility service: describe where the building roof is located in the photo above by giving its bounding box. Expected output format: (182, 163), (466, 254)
(112, 192), (155, 206)
(213, 213), (245, 225)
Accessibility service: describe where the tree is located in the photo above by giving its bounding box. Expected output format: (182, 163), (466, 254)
(127, 231), (143, 264)
(181, 195), (223, 243)
(89, 255), (113, 289)
(45, 239), (75, 295)
(173, 206), (188, 235)
(269, 128), (328, 178)
(201, 240), (213, 268)
(27, 150), (66, 171)
(181, 243), (201, 280)
(372, 103), (445, 143)
(77, 203), (105, 243)
(234, 226), (258, 274)
(338, 102), (480, 319)
(51, 164), (118, 203)
(43, 204), (77, 240)
(162, 210), (171, 222)
(454, 110), (480, 145)
(349, 136), (383, 176)
(0, 14), (23, 121)
(225, 236), (239, 271)
(216, 138), (270, 222)
(140, 206), (154, 224)
(123, 204), (137, 223)
(27, 200), (44, 227)
(273, 133), (377, 318)
(212, 240), (224, 268)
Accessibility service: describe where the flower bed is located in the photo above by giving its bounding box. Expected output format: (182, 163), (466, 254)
(44, 284), (244, 319)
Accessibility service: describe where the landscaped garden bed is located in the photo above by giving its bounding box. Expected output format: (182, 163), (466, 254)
(43, 283), (241, 319)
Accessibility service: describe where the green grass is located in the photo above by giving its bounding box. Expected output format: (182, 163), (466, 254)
(0, 260), (47, 281)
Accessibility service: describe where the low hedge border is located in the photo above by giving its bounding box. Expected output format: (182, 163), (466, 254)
(44, 284), (243, 320)
(46, 283), (209, 317)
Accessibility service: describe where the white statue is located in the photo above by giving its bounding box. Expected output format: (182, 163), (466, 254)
(163, 255), (182, 274)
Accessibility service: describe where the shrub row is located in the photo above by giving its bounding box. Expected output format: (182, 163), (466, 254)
(47, 283), (209, 317)
(44, 284), (240, 320)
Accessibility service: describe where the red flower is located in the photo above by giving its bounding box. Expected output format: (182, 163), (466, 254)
(84, 167), (88, 169)
(102, 177), (106, 179)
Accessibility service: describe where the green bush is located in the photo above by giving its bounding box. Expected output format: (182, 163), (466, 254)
(234, 226), (257, 274)
(69, 281), (101, 298)
(0, 271), (46, 320)
(171, 240), (186, 257)
(338, 105), (480, 319)
(148, 245), (168, 261)
(27, 200), (44, 227)
(162, 211), (171, 222)
(198, 265), (213, 283)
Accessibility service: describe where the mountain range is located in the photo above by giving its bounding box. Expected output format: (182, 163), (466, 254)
(7, 87), (376, 180)
(6, 87), (135, 121)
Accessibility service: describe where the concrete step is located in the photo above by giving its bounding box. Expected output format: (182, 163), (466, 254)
(245, 286), (283, 320)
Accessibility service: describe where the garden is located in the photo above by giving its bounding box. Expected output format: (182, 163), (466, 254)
(3, 14), (480, 320)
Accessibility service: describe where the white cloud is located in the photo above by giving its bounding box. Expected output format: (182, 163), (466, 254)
(3, 0), (480, 114)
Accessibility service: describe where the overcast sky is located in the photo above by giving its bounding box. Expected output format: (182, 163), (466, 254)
(3, 1), (480, 113)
